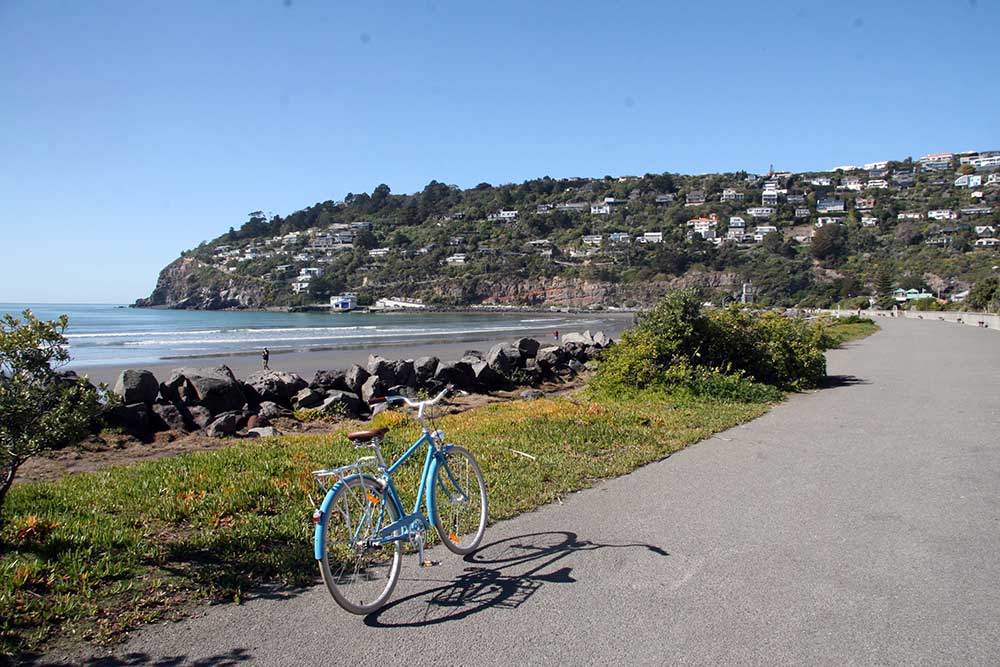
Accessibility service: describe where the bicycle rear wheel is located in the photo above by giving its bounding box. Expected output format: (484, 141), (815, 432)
(431, 446), (487, 555)
(319, 475), (402, 614)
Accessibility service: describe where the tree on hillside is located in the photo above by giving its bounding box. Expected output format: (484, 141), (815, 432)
(1, 311), (106, 519)
(967, 277), (999, 311)
(810, 224), (847, 262)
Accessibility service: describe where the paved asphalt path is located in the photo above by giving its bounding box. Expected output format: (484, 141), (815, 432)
(40, 317), (1000, 666)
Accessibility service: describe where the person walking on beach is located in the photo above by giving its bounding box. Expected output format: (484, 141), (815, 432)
(262, 347), (270, 370)
(553, 329), (559, 341)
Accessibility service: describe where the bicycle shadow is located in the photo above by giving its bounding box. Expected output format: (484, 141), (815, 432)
(362, 531), (668, 628)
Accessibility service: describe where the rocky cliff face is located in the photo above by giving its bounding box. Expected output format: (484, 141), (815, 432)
(425, 271), (740, 309)
(137, 256), (739, 311)
(134, 257), (271, 310)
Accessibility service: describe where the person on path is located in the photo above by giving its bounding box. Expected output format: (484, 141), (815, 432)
(262, 347), (270, 370)
(553, 329), (559, 341)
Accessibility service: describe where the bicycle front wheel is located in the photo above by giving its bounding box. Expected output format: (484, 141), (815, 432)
(431, 446), (487, 555)
(319, 475), (402, 614)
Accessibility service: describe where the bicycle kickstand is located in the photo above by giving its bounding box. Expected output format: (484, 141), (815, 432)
(416, 530), (440, 568)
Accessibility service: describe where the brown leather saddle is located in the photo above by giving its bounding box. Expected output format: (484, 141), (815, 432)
(346, 427), (389, 442)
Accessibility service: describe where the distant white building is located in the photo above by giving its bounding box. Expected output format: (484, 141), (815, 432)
(487, 209), (519, 221)
(898, 212), (923, 220)
(591, 204), (611, 215)
(816, 197), (846, 213)
(861, 216), (879, 227)
(330, 294), (357, 311)
(928, 209), (957, 221)
(955, 174), (983, 188)
(638, 231), (663, 243)
(974, 237), (1000, 247)
(445, 253), (467, 265)
(747, 207), (775, 218)
(608, 232), (631, 243)
(368, 247), (390, 257)
(866, 179), (889, 189)
(721, 188), (745, 202)
(863, 160), (889, 170)
(816, 217), (842, 227)
(728, 216), (746, 228)
(582, 234), (603, 246)
(374, 297), (427, 310)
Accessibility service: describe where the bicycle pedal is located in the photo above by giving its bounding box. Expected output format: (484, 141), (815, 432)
(420, 560), (441, 568)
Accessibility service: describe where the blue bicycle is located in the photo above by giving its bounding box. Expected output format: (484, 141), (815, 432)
(311, 386), (488, 614)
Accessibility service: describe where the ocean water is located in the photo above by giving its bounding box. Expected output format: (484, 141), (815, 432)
(0, 303), (621, 369)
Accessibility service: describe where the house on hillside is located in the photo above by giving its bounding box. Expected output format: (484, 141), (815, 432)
(655, 193), (676, 205)
(955, 174), (983, 188)
(487, 209), (519, 221)
(795, 207), (811, 219)
(609, 232), (631, 243)
(866, 179), (889, 189)
(582, 235), (603, 246)
(728, 216), (746, 228)
(856, 197), (875, 211)
(445, 253), (467, 265)
(686, 190), (706, 206)
(721, 188), (745, 202)
(747, 206), (775, 218)
(928, 209), (957, 221)
(638, 231), (663, 244)
(817, 197), (846, 213)
(591, 203), (611, 215)
(762, 191), (780, 206)
(861, 216), (879, 227)
(975, 237), (1000, 247)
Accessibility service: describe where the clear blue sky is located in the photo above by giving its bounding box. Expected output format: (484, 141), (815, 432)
(1, 1), (997, 303)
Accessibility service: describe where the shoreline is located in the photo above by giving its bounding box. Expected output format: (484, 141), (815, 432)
(71, 317), (633, 386)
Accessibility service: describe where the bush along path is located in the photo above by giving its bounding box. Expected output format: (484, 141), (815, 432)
(0, 298), (876, 659)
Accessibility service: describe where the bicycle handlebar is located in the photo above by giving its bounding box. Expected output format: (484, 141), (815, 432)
(369, 384), (458, 409)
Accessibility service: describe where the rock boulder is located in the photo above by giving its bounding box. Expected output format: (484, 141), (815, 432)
(114, 369), (160, 405)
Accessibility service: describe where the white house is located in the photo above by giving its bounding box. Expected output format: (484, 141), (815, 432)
(608, 232), (631, 243)
(591, 204), (611, 215)
(816, 217), (842, 227)
(866, 179), (889, 189)
(729, 216), (746, 228)
(863, 160), (889, 170)
(330, 294), (357, 311)
(988, 173), (1000, 185)
(794, 207), (811, 218)
(368, 247), (390, 257)
(861, 216), (879, 227)
(808, 177), (832, 186)
(291, 275), (313, 294)
(919, 153), (954, 164)
(753, 225), (778, 242)
(721, 188), (745, 202)
(898, 212), (923, 220)
(975, 225), (997, 236)
(299, 267), (324, 278)
(928, 209), (957, 221)
(445, 253), (467, 265)
(555, 202), (590, 212)
(974, 238), (1000, 247)
(487, 209), (519, 221)
(582, 235), (603, 246)
(726, 228), (747, 242)
(747, 207), (775, 218)
(955, 174), (983, 188)
(762, 191), (780, 205)
(971, 155), (1000, 170)
(639, 231), (663, 244)
(856, 197), (876, 211)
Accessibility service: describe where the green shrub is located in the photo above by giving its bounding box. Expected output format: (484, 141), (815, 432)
(592, 290), (827, 398)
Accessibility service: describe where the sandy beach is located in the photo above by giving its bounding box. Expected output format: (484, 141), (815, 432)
(72, 315), (634, 386)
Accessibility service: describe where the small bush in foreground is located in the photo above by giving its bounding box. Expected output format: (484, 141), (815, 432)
(591, 291), (827, 398)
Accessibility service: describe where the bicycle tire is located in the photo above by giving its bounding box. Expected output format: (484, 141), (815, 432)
(431, 446), (487, 555)
(319, 475), (402, 614)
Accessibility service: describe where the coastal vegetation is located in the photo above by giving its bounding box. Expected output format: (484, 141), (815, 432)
(0, 305), (877, 658)
(0, 311), (108, 519)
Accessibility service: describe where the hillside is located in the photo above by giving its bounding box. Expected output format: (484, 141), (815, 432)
(135, 152), (1000, 310)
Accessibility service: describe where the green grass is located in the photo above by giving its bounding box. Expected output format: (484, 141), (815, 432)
(823, 320), (880, 346)
(0, 390), (768, 657)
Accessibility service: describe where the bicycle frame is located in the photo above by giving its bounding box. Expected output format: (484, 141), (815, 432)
(313, 426), (461, 561)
